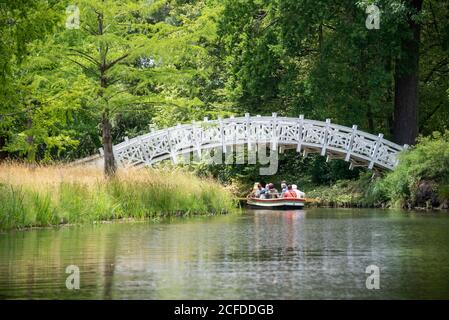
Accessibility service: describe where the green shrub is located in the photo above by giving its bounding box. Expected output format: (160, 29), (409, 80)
(372, 131), (449, 207)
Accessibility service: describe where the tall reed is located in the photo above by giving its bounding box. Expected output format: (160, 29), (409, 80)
(0, 163), (237, 230)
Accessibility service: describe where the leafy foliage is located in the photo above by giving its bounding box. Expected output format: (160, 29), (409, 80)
(0, 0), (448, 190)
(371, 131), (449, 206)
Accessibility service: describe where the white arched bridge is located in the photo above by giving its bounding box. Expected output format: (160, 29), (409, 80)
(80, 114), (407, 171)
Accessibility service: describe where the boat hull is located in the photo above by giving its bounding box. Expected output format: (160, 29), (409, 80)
(246, 198), (305, 210)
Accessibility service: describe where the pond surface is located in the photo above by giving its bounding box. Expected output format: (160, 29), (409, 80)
(1, 208), (449, 299)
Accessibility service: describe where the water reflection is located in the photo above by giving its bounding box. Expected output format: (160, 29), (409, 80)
(1, 208), (449, 299)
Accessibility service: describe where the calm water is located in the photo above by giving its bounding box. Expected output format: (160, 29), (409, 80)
(1, 208), (449, 299)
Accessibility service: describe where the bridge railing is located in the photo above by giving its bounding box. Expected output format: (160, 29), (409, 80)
(107, 114), (407, 170)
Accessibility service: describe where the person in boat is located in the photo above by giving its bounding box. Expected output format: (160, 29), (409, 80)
(249, 183), (267, 199)
(250, 183), (261, 198)
(267, 183), (279, 199)
(256, 183), (268, 198)
(292, 184), (305, 198)
(280, 181), (288, 196)
(259, 182), (268, 199)
(283, 185), (297, 198)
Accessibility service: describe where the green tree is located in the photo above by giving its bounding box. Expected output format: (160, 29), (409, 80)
(218, 0), (449, 143)
(0, 1), (64, 161)
(1, 39), (84, 162)
(62, 0), (223, 176)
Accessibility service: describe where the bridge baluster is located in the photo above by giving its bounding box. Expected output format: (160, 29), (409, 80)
(321, 119), (331, 156)
(138, 136), (150, 163)
(245, 113), (251, 150)
(271, 112), (278, 151)
(296, 115), (304, 152)
(219, 117), (226, 154)
(166, 128), (178, 164)
(229, 115), (235, 154)
(345, 125), (358, 162)
(369, 134), (384, 170)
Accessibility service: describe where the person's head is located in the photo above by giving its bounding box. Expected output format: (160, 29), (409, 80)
(268, 183), (274, 189)
(281, 181), (287, 188)
(288, 185), (293, 190)
(253, 182), (259, 191)
(257, 183), (262, 189)
(292, 184), (298, 190)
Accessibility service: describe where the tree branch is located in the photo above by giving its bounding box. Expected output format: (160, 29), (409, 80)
(423, 57), (449, 83)
(420, 102), (443, 130)
(66, 57), (99, 77)
(104, 53), (130, 71)
(68, 49), (101, 67)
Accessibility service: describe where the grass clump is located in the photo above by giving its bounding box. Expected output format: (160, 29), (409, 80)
(0, 163), (237, 230)
(306, 177), (367, 207)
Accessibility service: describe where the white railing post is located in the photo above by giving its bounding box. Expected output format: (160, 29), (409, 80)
(296, 115), (304, 152)
(321, 119), (331, 156)
(166, 128), (178, 164)
(245, 113), (251, 150)
(192, 120), (201, 158)
(230, 115), (235, 154)
(369, 133), (384, 169)
(202, 117), (209, 158)
(218, 117), (226, 153)
(139, 136), (150, 163)
(345, 125), (358, 162)
(271, 112), (278, 151)
(256, 114), (261, 145)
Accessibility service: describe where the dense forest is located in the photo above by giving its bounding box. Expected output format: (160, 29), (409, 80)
(0, 0), (448, 206)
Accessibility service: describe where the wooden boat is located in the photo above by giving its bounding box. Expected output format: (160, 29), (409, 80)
(246, 197), (305, 209)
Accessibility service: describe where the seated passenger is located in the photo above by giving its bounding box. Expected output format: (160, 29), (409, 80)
(280, 181), (288, 196)
(292, 184), (305, 198)
(283, 185), (297, 198)
(254, 183), (264, 198)
(259, 183), (268, 199)
(249, 182), (259, 198)
(267, 183), (279, 199)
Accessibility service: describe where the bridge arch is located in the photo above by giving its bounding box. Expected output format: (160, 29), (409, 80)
(99, 113), (407, 171)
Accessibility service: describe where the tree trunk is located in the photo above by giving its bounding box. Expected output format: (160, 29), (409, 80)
(102, 112), (116, 177)
(393, 0), (422, 146)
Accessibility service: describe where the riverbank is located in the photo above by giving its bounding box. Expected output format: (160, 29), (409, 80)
(306, 177), (449, 211)
(291, 132), (449, 211)
(0, 164), (237, 231)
